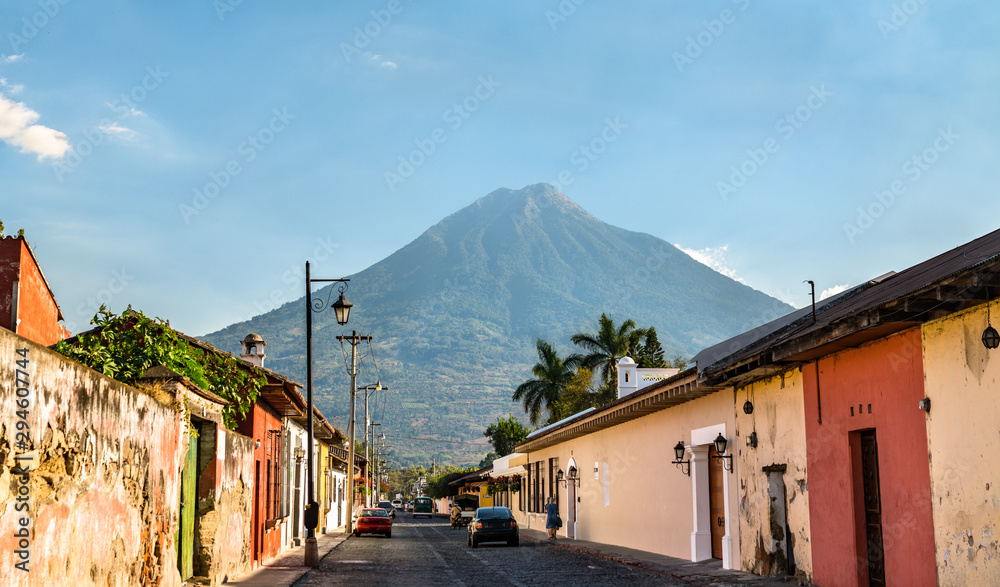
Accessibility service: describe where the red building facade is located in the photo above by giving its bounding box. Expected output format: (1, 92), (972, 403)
(0, 236), (68, 345)
(802, 329), (936, 586)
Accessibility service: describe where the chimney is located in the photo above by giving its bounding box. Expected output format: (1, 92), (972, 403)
(240, 333), (266, 368)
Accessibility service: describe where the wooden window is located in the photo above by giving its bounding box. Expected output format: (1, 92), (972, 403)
(549, 457), (560, 507)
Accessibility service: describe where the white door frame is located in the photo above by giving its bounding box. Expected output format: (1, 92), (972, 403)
(688, 423), (733, 569)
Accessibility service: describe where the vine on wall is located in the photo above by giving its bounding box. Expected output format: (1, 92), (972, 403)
(55, 306), (266, 429)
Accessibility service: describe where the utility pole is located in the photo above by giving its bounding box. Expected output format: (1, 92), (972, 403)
(336, 331), (371, 534)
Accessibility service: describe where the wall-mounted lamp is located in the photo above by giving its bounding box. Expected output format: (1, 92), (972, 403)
(746, 431), (758, 448)
(255, 439), (261, 450)
(672, 441), (690, 476)
(918, 397), (931, 412)
(557, 467), (581, 487)
(594, 462), (599, 480)
(294, 446), (306, 462)
(743, 400), (754, 415)
(984, 300), (999, 349)
(713, 434), (734, 473)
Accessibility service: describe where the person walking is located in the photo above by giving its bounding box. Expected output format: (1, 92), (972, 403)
(544, 496), (561, 540)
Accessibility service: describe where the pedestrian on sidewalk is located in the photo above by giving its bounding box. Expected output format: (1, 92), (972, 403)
(545, 497), (562, 540)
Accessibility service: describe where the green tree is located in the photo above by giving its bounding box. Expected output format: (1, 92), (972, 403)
(549, 367), (600, 422)
(668, 354), (689, 370)
(512, 338), (577, 426)
(636, 326), (667, 368)
(54, 306), (266, 429)
(483, 414), (531, 456)
(570, 313), (645, 393)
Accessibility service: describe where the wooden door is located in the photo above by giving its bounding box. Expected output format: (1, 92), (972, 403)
(861, 431), (886, 586)
(177, 432), (197, 580)
(252, 460), (261, 565)
(709, 446), (725, 559)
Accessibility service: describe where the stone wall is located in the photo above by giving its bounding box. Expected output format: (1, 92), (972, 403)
(0, 327), (184, 586)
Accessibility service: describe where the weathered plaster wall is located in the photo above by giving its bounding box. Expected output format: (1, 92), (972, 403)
(0, 328), (183, 586)
(735, 369), (812, 583)
(519, 390), (740, 566)
(922, 302), (1000, 586)
(803, 329), (936, 587)
(195, 428), (253, 586)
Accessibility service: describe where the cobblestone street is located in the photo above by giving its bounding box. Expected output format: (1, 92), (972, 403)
(301, 516), (686, 586)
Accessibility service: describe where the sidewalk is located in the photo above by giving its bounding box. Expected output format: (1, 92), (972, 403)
(518, 528), (807, 587)
(224, 528), (349, 587)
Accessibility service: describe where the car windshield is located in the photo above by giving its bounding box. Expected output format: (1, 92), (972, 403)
(361, 509), (389, 518)
(378, 502), (392, 509)
(477, 507), (512, 519)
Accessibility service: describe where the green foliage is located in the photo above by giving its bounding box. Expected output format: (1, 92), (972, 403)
(636, 326), (667, 368)
(548, 367), (604, 422)
(54, 306), (266, 430)
(512, 339), (578, 426)
(483, 414), (531, 456)
(477, 451), (498, 468)
(667, 354), (689, 370)
(425, 467), (476, 499)
(570, 313), (645, 388)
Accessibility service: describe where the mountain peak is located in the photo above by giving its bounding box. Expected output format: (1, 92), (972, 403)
(469, 183), (597, 224)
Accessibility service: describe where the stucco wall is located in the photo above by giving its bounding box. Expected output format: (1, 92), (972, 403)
(734, 369), (812, 583)
(922, 302), (1000, 586)
(803, 329), (936, 587)
(519, 389), (740, 566)
(0, 328), (183, 586)
(0, 237), (65, 347)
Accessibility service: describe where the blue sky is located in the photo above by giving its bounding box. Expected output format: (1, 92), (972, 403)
(3, 0), (999, 337)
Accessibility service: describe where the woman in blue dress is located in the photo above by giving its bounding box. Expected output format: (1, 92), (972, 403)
(545, 496), (561, 540)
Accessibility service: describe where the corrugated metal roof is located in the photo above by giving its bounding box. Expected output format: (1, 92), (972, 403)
(701, 227), (1000, 381)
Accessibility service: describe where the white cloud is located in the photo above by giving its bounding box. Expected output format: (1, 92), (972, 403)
(106, 101), (146, 118)
(366, 53), (398, 70)
(0, 93), (69, 160)
(675, 244), (747, 284)
(97, 121), (138, 143)
(2, 54), (24, 64)
(0, 78), (24, 94)
(820, 283), (849, 300)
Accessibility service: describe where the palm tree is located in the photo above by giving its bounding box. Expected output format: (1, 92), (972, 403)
(570, 313), (646, 393)
(512, 339), (577, 426)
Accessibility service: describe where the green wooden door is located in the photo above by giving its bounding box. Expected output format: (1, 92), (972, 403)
(178, 432), (197, 580)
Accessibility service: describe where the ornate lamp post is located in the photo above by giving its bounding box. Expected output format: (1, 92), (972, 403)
(304, 262), (351, 567)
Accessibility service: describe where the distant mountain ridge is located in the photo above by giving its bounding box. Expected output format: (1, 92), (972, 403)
(202, 184), (793, 465)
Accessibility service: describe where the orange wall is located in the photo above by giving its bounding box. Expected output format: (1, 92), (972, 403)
(802, 329), (936, 587)
(0, 237), (65, 346)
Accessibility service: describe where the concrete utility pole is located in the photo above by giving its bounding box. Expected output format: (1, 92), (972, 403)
(336, 331), (371, 534)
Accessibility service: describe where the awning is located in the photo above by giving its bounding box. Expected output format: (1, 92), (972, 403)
(490, 452), (527, 477)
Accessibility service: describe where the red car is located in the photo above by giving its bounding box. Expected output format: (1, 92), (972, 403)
(354, 508), (393, 538)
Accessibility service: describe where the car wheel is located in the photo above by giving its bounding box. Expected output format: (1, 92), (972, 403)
(471, 536), (478, 549)
(386, 532), (392, 538)
(508, 538), (519, 547)
(353, 531), (360, 537)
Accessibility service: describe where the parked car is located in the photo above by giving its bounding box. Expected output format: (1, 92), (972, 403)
(468, 506), (518, 548)
(354, 508), (392, 538)
(378, 500), (396, 518)
(413, 496), (434, 518)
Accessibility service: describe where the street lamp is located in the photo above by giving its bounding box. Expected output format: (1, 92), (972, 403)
(304, 262), (351, 567)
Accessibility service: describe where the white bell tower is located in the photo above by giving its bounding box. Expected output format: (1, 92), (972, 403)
(240, 333), (266, 368)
